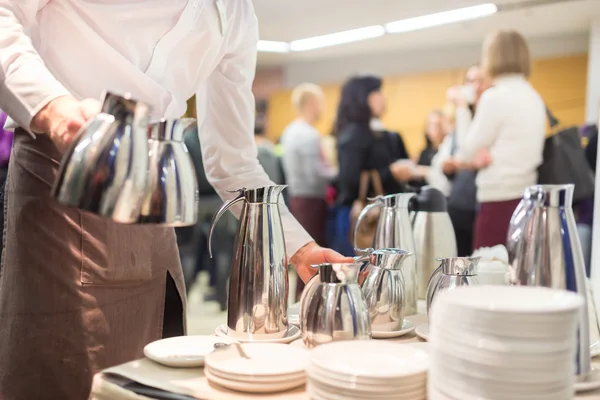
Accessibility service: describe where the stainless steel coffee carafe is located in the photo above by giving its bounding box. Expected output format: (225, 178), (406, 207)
(362, 249), (412, 332)
(426, 256), (480, 316)
(300, 261), (371, 348)
(208, 186), (288, 340)
(52, 92), (152, 223)
(354, 193), (418, 315)
(137, 118), (199, 226)
(412, 186), (457, 300)
(507, 184), (591, 379)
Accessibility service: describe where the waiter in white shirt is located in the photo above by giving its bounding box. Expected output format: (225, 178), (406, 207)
(0, 1), (349, 398)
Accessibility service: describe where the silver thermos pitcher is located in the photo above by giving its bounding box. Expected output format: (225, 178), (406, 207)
(354, 193), (418, 315)
(208, 185), (289, 341)
(411, 186), (457, 300)
(507, 184), (591, 380)
(52, 92), (152, 223)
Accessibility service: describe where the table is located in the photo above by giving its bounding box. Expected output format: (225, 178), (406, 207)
(89, 313), (600, 400)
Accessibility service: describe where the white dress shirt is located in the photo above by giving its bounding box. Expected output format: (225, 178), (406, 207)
(455, 74), (546, 203)
(0, 0), (313, 257)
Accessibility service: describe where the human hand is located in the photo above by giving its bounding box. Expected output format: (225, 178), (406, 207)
(390, 160), (415, 182)
(442, 158), (459, 175)
(290, 241), (353, 283)
(473, 149), (492, 169)
(32, 95), (102, 153)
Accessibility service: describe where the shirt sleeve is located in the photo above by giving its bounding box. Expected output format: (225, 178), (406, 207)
(455, 90), (503, 162)
(196, 0), (313, 258)
(426, 135), (452, 196)
(0, 1), (70, 131)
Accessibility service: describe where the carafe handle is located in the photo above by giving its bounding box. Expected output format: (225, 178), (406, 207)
(208, 189), (245, 258)
(353, 197), (383, 250)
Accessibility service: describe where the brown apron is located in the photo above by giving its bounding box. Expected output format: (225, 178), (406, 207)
(0, 131), (186, 399)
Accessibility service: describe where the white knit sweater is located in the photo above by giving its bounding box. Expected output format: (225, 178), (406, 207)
(455, 74), (546, 203)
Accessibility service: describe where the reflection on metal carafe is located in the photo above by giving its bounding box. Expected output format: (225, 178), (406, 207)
(354, 193), (418, 315)
(412, 186), (457, 299)
(208, 186), (289, 340)
(137, 118), (199, 226)
(507, 184), (591, 379)
(301, 261), (371, 348)
(52, 92), (152, 223)
(362, 249), (412, 332)
(426, 257), (480, 316)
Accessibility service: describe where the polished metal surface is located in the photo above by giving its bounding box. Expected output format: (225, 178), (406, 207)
(300, 261), (371, 348)
(137, 118), (199, 226)
(354, 193), (418, 315)
(426, 257), (480, 316)
(413, 212), (457, 300)
(507, 184), (591, 378)
(52, 92), (152, 223)
(362, 249), (412, 332)
(208, 186), (289, 340)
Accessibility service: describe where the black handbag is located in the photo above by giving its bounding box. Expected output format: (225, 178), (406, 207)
(537, 108), (595, 202)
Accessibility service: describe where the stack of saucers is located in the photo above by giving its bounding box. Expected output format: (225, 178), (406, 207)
(429, 285), (583, 400)
(204, 343), (308, 393)
(306, 341), (428, 399)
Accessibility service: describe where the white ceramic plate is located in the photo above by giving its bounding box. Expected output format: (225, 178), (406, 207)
(372, 319), (415, 339)
(205, 368), (305, 393)
(214, 324), (301, 344)
(415, 324), (429, 341)
(143, 335), (238, 368)
(574, 367), (600, 393)
(206, 365), (305, 383)
(309, 340), (428, 378)
(205, 342), (309, 376)
(433, 286), (584, 315)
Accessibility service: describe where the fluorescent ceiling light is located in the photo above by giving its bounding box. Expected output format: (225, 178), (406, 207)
(257, 40), (290, 53)
(289, 25), (386, 52)
(385, 3), (498, 34)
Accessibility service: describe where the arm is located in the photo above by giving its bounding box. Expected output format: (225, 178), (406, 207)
(305, 132), (337, 181)
(455, 91), (503, 163)
(0, 1), (70, 132)
(196, 1), (312, 259)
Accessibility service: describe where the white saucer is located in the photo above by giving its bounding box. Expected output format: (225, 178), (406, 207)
(205, 368), (305, 393)
(214, 324), (302, 344)
(575, 366), (600, 392)
(143, 335), (239, 367)
(415, 323), (429, 341)
(372, 319), (415, 339)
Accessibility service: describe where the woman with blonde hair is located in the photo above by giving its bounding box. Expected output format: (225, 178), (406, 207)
(453, 29), (546, 250)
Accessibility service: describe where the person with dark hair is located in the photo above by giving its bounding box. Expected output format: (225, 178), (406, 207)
(332, 75), (415, 255)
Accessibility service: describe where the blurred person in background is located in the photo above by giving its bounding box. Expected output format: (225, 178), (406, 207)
(281, 83), (337, 299)
(579, 123), (598, 275)
(333, 75), (415, 256)
(453, 30), (546, 250)
(429, 64), (489, 256)
(417, 109), (448, 167)
(255, 100), (283, 184)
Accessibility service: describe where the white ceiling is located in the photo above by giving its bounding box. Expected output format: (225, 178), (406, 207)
(253, 0), (600, 66)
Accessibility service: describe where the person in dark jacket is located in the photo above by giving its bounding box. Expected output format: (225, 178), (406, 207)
(332, 75), (415, 255)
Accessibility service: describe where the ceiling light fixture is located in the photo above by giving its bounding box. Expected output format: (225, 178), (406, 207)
(384, 3), (498, 34)
(289, 25), (386, 52)
(257, 40), (290, 53)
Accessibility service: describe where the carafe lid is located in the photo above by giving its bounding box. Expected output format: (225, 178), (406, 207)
(439, 256), (480, 276)
(370, 248), (413, 270)
(413, 186), (447, 212)
(313, 262), (362, 284)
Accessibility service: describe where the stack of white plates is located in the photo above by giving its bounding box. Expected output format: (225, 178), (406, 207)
(204, 343), (308, 393)
(429, 285), (584, 400)
(306, 341), (428, 400)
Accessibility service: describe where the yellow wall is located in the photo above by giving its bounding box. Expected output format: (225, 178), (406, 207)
(267, 54), (589, 158)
